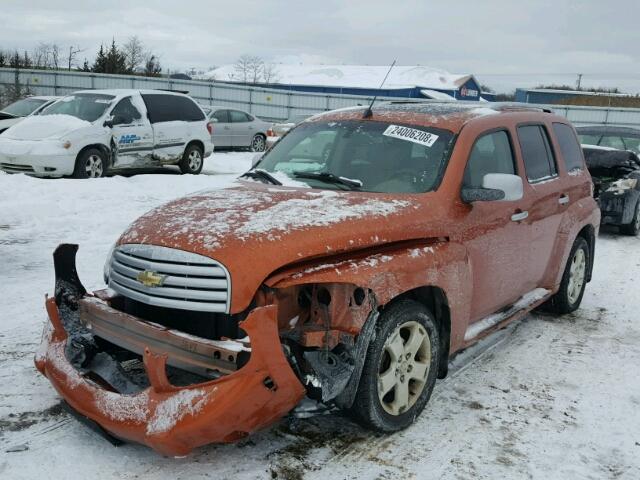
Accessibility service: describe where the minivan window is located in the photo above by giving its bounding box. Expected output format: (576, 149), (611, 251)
(142, 94), (205, 123)
(622, 136), (640, 154)
(463, 130), (516, 188)
(517, 125), (557, 182)
(41, 93), (114, 122)
(552, 123), (584, 172)
(110, 97), (142, 125)
(258, 120), (455, 193)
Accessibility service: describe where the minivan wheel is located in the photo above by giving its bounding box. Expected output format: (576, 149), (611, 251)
(620, 201), (640, 236)
(250, 134), (266, 152)
(350, 300), (439, 432)
(545, 236), (590, 314)
(73, 148), (106, 179)
(179, 144), (204, 174)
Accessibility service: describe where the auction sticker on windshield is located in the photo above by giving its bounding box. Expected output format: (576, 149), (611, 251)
(383, 125), (439, 147)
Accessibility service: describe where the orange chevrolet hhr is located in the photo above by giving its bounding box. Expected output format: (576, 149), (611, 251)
(36, 102), (600, 456)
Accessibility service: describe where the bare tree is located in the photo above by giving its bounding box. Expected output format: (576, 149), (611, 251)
(50, 44), (60, 69)
(66, 45), (85, 70)
(123, 36), (145, 73)
(262, 63), (279, 83)
(143, 54), (162, 77)
(233, 55), (263, 83)
(32, 42), (51, 68)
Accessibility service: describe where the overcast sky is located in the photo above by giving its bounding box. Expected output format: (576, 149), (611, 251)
(1, 0), (639, 93)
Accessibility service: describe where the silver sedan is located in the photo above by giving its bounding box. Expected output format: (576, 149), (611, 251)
(207, 107), (272, 152)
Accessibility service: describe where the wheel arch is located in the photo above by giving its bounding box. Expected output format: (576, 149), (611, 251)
(576, 224), (595, 282)
(382, 285), (451, 379)
(76, 143), (110, 164)
(185, 139), (205, 155)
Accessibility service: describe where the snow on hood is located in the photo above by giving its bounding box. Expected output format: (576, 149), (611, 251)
(121, 185), (411, 250)
(3, 114), (92, 140)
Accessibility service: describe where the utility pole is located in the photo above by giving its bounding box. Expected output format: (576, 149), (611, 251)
(576, 73), (583, 90)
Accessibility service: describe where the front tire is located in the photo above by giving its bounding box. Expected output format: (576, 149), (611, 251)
(350, 300), (439, 432)
(250, 134), (266, 152)
(620, 200), (640, 236)
(72, 148), (106, 179)
(545, 236), (590, 314)
(179, 144), (204, 174)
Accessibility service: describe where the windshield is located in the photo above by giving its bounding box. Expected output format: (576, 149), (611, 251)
(41, 93), (115, 122)
(256, 120), (455, 193)
(1, 98), (48, 117)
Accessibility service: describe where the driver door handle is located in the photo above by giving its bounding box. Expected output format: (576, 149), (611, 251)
(511, 210), (529, 222)
(559, 194), (570, 205)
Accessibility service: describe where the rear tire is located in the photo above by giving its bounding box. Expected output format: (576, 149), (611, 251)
(545, 236), (590, 314)
(179, 144), (204, 174)
(250, 134), (266, 152)
(72, 148), (106, 179)
(350, 300), (439, 432)
(620, 201), (640, 236)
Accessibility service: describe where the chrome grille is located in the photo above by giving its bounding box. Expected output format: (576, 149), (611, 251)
(0, 163), (35, 173)
(108, 244), (230, 313)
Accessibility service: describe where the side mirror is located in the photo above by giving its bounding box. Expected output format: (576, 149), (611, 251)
(251, 153), (262, 168)
(103, 116), (114, 128)
(461, 173), (523, 203)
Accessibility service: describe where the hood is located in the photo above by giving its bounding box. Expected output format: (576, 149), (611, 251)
(0, 117), (21, 131)
(119, 182), (439, 312)
(3, 114), (92, 140)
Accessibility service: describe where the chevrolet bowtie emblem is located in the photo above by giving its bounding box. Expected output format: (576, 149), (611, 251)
(137, 270), (166, 287)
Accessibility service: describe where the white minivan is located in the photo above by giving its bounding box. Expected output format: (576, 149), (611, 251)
(0, 89), (213, 178)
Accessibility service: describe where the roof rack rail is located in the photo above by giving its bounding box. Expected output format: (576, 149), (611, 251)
(155, 88), (190, 95)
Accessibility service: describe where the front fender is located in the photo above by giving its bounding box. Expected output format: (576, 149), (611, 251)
(266, 241), (473, 349)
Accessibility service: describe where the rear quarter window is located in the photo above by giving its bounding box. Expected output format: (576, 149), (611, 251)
(142, 94), (205, 123)
(552, 123), (584, 172)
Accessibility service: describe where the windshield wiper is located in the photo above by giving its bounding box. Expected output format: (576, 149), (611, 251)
(0, 111), (16, 118)
(292, 171), (363, 190)
(240, 168), (282, 186)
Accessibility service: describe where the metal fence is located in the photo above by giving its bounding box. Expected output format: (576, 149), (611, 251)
(0, 68), (394, 122)
(2, 67), (640, 127)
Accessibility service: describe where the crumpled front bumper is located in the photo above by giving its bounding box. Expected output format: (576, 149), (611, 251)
(35, 296), (306, 456)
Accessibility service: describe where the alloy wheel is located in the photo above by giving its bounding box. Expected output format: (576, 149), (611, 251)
(85, 154), (104, 178)
(567, 248), (586, 305)
(377, 320), (431, 416)
(188, 149), (202, 171)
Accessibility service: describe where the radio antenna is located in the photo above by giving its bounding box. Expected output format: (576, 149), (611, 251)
(363, 60), (396, 118)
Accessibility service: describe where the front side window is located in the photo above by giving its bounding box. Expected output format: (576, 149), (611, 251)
(517, 124), (557, 182)
(622, 136), (640, 154)
(1, 98), (48, 117)
(257, 120), (455, 193)
(553, 123), (584, 172)
(211, 110), (229, 123)
(40, 93), (114, 122)
(110, 97), (142, 125)
(463, 130), (516, 188)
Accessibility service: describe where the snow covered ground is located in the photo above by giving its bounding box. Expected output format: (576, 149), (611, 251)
(1, 152), (639, 479)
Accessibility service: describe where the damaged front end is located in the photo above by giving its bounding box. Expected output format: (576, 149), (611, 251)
(35, 244), (306, 456)
(584, 147), (640, 226)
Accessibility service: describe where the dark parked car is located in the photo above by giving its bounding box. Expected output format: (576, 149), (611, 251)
(582, 145), (640, 235)
(577, 126), (640, 155)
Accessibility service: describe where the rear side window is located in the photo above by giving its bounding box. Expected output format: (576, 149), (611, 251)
(552, 123), (584, 172)
(142, 94), (205, 123)
(517, 125), (557, 182)
(229, 110), (251, 122)
(463, 130), (516, 188)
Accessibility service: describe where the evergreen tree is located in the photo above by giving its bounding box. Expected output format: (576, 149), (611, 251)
(104, 39), (127, 74)
(81, 59), (90, 72)
(92, 44), (107, 73)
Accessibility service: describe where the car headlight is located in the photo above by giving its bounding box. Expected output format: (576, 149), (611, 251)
(103, 243), (116, 284)
(606, 178), (638, 194)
